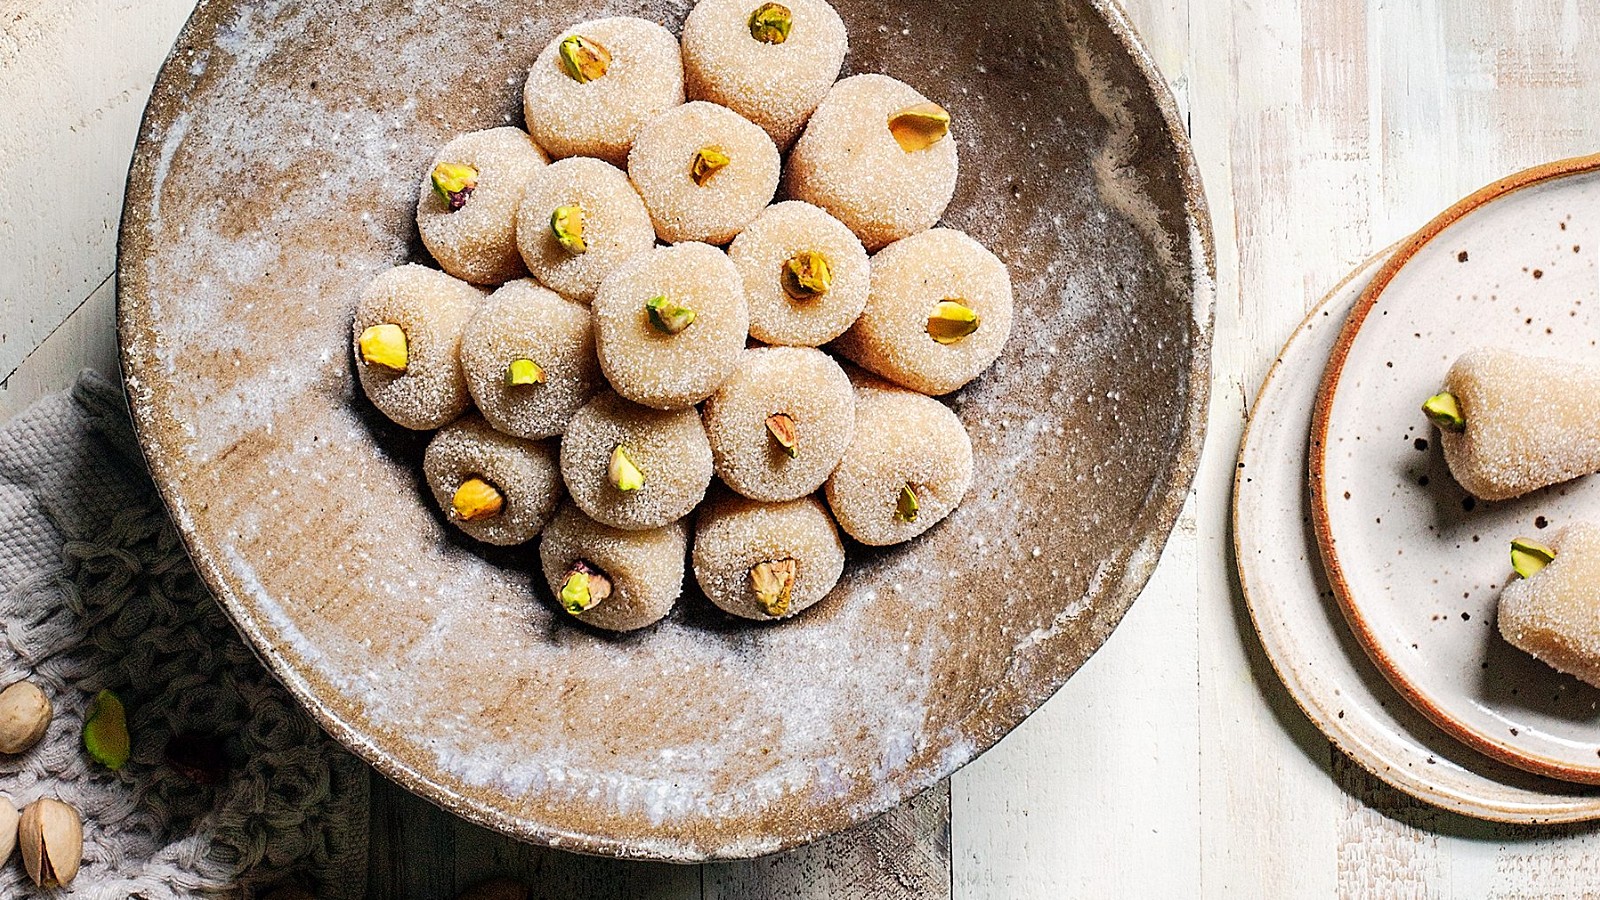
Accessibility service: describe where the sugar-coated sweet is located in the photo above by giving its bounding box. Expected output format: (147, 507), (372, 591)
(1428, 349), (1600, 501)
(423, 415), (562, 546)
(515, 156), (656, 304)
(592, 242), (750, 409)
(559, 390), (714, 530)
(417, 127), (548, 286)
(727, 200), (869, 346)
(461, 280), (600, 439)
(692, 490), (844, 620)
(523, 17), (685, 166)
(702, 347), (855, 501)
(784, 74), (959, 251)
(833, 228), (1013, 395)
(825, 376), (973, 545)
(681, 0), (848, 149)
(628, 101), (781, 244)
(539, 502), (688, 632)
(1499, 522), (1600, 687)
(353, 264), (484, 430)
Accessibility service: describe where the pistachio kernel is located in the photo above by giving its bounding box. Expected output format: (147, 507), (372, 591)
(83, 689), (130, 771)
(1422, 391), (1465, 433)
(765, 413), (798, 458)
(927, 300), (980, 344)
(895, 483), (920, 523)
(453, 477), (505, 522)
(560, 560), (613, 614)
(646, 295), (696, 334)
(888, 102), (952, 152)
(690, 146), (731, 186)
(505, 358), (546, 387)
(609, 445), (645, 491)
(431, 162), (479, 210)
(748, 2), (793, 44)
(780, 251), (832, 301)
(551, 204), (588, 255)
(750, 558), (798, 617)
(358, 323), (409, 373)
(558, 35), (611, 83)
(1511, 537), (1556, 579)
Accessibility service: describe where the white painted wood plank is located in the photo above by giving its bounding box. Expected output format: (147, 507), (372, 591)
(0, 274), (119, 422)
(0, 0), (195, 377)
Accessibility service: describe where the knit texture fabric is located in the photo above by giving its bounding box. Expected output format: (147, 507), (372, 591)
(0, 372), (367, 898)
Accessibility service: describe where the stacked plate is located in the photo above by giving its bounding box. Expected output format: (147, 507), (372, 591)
(1235, 155), (1600, 822)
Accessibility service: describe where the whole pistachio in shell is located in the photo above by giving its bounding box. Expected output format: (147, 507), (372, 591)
(0, 680), (52, 754)
(19, 797), (83, 887)
(0, 795), (18, 865)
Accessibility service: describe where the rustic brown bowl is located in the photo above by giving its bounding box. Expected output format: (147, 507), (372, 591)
(117, 0), (1212, 860)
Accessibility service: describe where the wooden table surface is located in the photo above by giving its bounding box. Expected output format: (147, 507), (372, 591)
(6, 0), (1600, 895)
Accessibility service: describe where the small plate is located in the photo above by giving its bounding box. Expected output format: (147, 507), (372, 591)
(1311, 156), (1600, 784)
(1238, 248), (1600, 822)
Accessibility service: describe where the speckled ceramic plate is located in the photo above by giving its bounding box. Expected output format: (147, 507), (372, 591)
(116, 0), (1212, 859)
(1311, 156), (1600, 785)
(1239, 248), (1600, 822)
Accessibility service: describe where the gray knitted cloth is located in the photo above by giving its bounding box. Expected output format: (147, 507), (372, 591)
(0, 372), (367, 898)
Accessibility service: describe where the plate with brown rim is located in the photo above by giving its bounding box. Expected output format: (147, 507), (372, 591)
(117, 0), (1212, 859)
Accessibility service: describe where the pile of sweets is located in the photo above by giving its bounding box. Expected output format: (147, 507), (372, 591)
(353, 0), (1014, 631)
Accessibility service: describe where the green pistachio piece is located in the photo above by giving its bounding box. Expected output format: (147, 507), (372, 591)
(895, 483), (920, 523)
(505, 358), (546, 387)
(551, 204), (588, 255)
(1511, 538), (1556, 579)
(1422, 391), (1465, 433)
(609, 445), (644, 491)
(750, 558), (797, 617)
(888, 102), (951, 152)
(431, 162), (479, 210)
(558, 35), (611, 83)
(748, 2), (793, 44)
(927, 300), (980, 344)
(780, 251), (831, 301)
(765, 413), (798, 458)
(690, 146), (731, 185)
(82, 689), (129, 770)
(646, 295), (696, 334)
(358, 323), (408, 373)
(560, 561), (612, 614)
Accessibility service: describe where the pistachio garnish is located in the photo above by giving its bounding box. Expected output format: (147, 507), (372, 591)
(646, 295), (696, 334)
(748, 2), (793, 44)
(505, 358), (546, 387)
(431, 162), (479, 210)
(358, 323), (409, 373)
(19, 798), (82, 888)
(780, 251), (831, 301)
(83, 689), (129, 770)
(750, 558), (798, 617)
(888, 101), (951, 152)
(691, 146), (731, 185)
(560, 560), (613, 614)
(551, 204), (588, 255)
(0, 680), (52, 755)
(765, 413), (798, 458)
(0, 796), (17, 869)
(609, 445), (644, 491)
(927, 300), (979, 344)
(558, 35), (611, 83)
(895, 483), (920, 523)
(1422, 391), (1465, 433)
(453, 477), (505, 522)
(1511, 537), (1556, 579)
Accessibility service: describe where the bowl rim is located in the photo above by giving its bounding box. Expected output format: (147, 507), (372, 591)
(115, 0), (1216, 860)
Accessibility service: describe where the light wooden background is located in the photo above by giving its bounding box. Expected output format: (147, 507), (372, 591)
(6, 0), (1600, 895)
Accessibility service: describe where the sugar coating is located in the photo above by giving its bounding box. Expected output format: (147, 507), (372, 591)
(1499, 522), (1600, 687)
(681, 0), (848, 149)
(592, 242), (750, 409)
(702, 347), (855, 501)
(825, 376), (973, 545)
(784, 74), (959, 252)
(523, 17), (686, 167)
(727, 201), (869, 346)
(515, 156), (657, 304)
(461, 280), (600, 440)
(423, 415), (563, 546)
(417, 127), (548, 286)
(628, 101), (781, 245)
(833, 228), (1013, 396)
(560, 390), (714, 530)
(353, 264), (484, 430)
(539, 502), (688, 632)
(1437, 349), (1600, 501)
(692, 490), (845, 620)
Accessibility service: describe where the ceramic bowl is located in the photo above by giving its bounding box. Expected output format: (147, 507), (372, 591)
(117, 0), (1212, 858)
